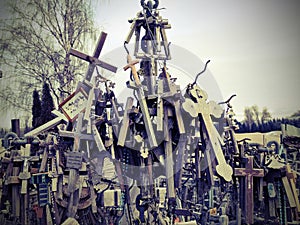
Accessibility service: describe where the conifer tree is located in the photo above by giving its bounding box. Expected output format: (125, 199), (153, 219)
(40, 82), (55, 125)
(32, 89), (42, 128)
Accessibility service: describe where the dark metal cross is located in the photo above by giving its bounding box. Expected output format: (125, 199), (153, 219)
(69, 31), (117, 82)
(234, 156), (264, 225)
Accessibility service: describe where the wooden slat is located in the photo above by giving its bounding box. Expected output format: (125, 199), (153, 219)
(117, 97), (133, 146)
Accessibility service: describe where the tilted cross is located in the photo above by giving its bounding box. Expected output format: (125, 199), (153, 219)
(123, 54), (158, 148)
(187, 84), (233, 182)
(234, 156), (264, 225)
(69, 31), (117, 83)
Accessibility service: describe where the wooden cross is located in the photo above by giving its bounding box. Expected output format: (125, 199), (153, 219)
(69, 32), (117, 83)
(234, 156), (264, 225)
(123, 54), (158, 148)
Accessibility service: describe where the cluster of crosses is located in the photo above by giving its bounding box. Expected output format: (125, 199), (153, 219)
(0, 1), (299, 225)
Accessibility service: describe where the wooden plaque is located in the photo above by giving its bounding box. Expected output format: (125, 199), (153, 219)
(59, 88), (88, 122)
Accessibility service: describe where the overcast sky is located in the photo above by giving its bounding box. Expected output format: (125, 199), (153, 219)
(95, 0), (300, 119)
(1, 0), (300, 128)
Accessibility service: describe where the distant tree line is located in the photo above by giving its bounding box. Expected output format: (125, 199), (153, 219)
(235, 106), (300, 133)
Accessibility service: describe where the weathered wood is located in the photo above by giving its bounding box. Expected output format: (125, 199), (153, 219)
(200, 104), (232, 182)
(69, 32), (117, 83)
(92, 124), (106, 152)
(161, 67), (185, 134)
(124, 54), (158, 148)
(164, 107), (175, 199)
(39, 149), (49, 173)
(117, 97), (133, 146)
(174, 134), (187, 188)
(282, 176), (297, 208)
(234, 156), (264, 225)
(25, 113), (67, 137)
(61, 217), (80, 225)
(83, 86), (96, 124)
(12, 167), (20, 217)
(19, 145), (31, 194)
(156, 79), (164, 131)
(69, 48), (117, 73)
(285, 164), (300, 212)
(67, 113), (84, 218)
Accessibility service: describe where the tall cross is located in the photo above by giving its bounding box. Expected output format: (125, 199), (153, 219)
(69, 31), (117, 83)
(123, 54), (158, 148)
(234, 156), (264, 225)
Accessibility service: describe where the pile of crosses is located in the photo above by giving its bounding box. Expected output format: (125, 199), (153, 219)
(0, 1), (300, 225)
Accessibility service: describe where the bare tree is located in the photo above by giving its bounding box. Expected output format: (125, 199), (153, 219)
(251, 105), (261, 126)
(0, 0), (99, 115)
(261, 107), (272, 124)
(244, 107), (254, 130)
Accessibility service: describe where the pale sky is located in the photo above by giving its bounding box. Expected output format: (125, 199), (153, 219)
(95, 0), (300, 119)
(1, 0), (300, 128)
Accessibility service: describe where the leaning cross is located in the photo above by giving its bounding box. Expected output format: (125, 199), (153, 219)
(234, 156), (264, 225)
(123, 54), (158, 148)
(69, 31), (117, 83)
(189, 85), (233, 182)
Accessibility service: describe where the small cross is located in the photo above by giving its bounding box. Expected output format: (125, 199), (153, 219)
(234, 156), (264, 224)
(123, 54), (140, 86)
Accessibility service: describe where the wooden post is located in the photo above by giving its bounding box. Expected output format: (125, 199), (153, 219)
(67, 113), (84, 218)
(164, 106), (175, 200)
(285, 164), (300, 213)
(234, 156), (264, 224)
(19, 145), (31, 225)
(11, 167), (21, 218)
(117, 97), (133, 147)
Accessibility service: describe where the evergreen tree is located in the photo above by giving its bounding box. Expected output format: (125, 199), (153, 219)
(40, 82), (55, 125)
(32, 89), (42, 128)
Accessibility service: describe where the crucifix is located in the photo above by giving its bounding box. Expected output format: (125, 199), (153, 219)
(234, 156), (264, 225)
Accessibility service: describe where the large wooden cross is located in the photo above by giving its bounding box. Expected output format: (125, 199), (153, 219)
(234, 156), (264, 225)
(123, 54), (158, 148)
(69, 31), (117, 83)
